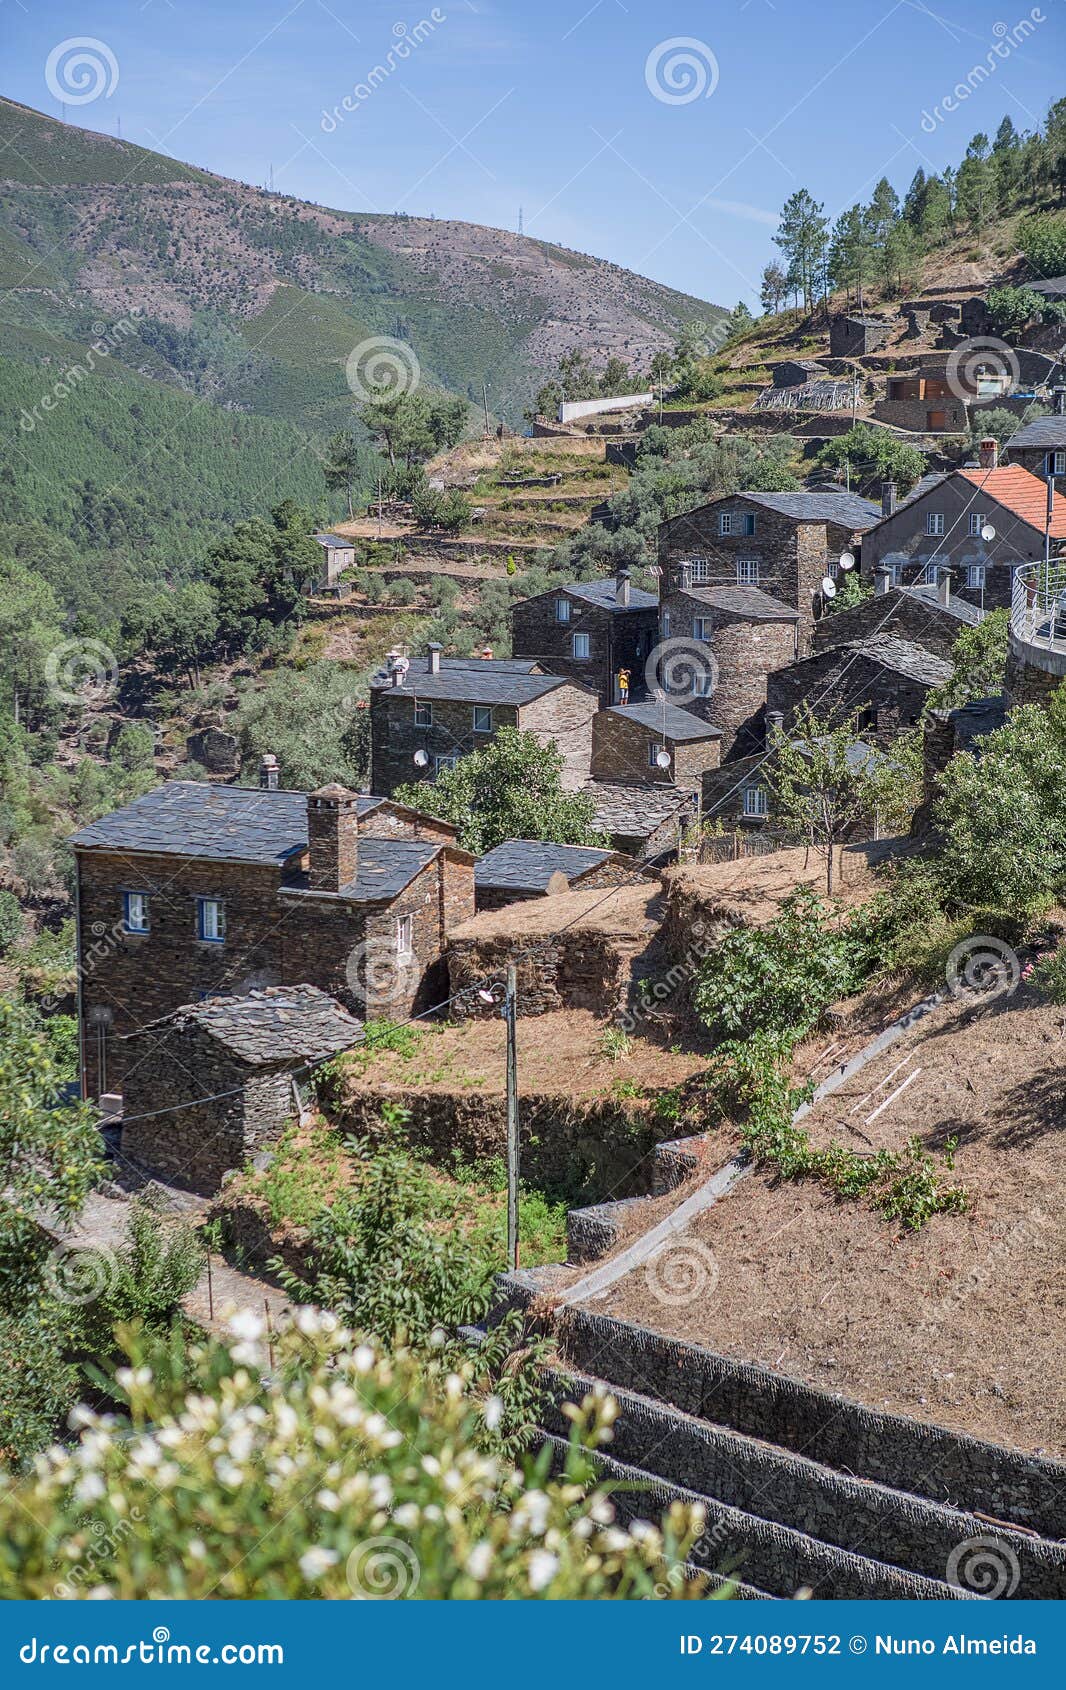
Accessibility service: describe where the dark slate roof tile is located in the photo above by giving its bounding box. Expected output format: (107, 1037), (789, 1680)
(68, 782), (364, 864)
(130, 985), (363, 1067)
(561, 578), (659, 612)
(1007, 416), (1066, 450)
(370, 655), (575, 704)
(583, 780), (698, 839)
(682, 584), (801, 621)
(606, 701), (722, 741)
(475, 839), (614, 892)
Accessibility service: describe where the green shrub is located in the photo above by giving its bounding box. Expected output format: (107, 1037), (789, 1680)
(1030, 942), (1066, 1005)
(0, 1310), (78, 1466)
(73, 1197), (204, 1360)
(0, 889), (23, 954)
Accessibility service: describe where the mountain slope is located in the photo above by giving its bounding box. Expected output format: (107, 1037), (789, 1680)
(0, 97), (725, 429)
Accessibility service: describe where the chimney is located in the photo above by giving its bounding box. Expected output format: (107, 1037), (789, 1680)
(1053, 386), (1066, 417)
(765, 710), (784, 739)
(259, 753), (279, 791)
(881, 480), (897, 518)
(875, 565), (893, 597)
(616, 567), (631, 608)
(307, 784), (359, 892)
(937, 566), (951, 608)
(427, 641), (442, 675)
(978, 437), (998, 470)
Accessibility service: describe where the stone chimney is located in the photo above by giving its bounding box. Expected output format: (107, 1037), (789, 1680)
(616, 567), (631, 608)
(881, 481), (897, 517)
(259, 753), (279, 791)
(978, 437), (998, 470)
(937, 567), (951, 608)
(765, 710), (785, 739)
(875, 565), (894, 597)
(307, 785), (359, 892)
(427, 642), (442, 675)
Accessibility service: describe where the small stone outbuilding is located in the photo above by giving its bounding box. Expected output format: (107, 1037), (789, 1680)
(121, 986), (363, 1193)
(473, 839), (638, 911)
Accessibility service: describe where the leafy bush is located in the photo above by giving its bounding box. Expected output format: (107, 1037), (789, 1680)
(1030, 942), (1066, 1005)
(985, 285), (1044, 334)
(73, 1197), (204, 1360)
(0, 1314), (706, 1599)
(1017, 212), (1066, 280)
(0, 1310), (78, 1466)
(235, 661), (370, 791)
(0, 889), (23, 953)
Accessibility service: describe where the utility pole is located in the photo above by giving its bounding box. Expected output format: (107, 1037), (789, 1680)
(482, 379), (490, 438)
(505, 963), (519, 1271)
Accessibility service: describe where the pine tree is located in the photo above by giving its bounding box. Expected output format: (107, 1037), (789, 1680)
(774, 190), (830, 313)
(759, 261), (789, 315)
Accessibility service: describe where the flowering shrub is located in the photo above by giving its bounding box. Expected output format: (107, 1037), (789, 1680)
(0, 1311), (706, 1600)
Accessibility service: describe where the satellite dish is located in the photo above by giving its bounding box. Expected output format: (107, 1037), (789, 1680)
(981, 523), (996, 542)
(413, 749), (429, 768)
(655, 749), (672, 769)
(839, 551), (856, 571)
(821, 577), (838, 599)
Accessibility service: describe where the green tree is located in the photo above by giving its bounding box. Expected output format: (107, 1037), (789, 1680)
(775, 189), (830, 312)
(724, 301), (755, 341)
(323, 430), (362, 518)
(957, 135), (995, 233)
(880, 219), (921, 296)
(1017, 212), (1066, 279)
(0, 556), (66, 732)
(816, 425), (924, 496)
(395, 726), (603, 855)
(235, 662), (370, 791)
(828, 205), (874, 311)
(759, 261), (789, 315)
(925, 611), (1009, 714)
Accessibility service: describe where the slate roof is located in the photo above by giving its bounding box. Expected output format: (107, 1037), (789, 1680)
(906, 584), (984, 626)
(606, 701), (722, 741)
(738, 490), (882, 528)
(560, 578), (658, 613)
(583, 780), (698, 840)
(475, 839), (615, 894)
(314, 532), (353, 548)
(840, 634), (953, 686)
(1026, 276), (1066, 297)
(129, 986), (363, 1068)
(370, 655), (578, 704)
(68, 781), (370, 864)
(683, 584), (801, 621)
(1007, 415), (1066, 450)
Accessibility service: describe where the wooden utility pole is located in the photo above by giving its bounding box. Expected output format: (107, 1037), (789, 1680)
(505, 963), (519, 1271)
(482, 380), (491, 439)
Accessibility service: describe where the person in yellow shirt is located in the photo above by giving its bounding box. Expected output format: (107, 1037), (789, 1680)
(616, 667), (631, 705)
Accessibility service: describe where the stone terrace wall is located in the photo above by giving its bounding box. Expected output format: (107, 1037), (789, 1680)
(447, 926), (639, 1020)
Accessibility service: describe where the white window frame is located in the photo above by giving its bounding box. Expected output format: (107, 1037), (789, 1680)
(742, 786), (769, 819)
(648, 742), (667, 768)
(735, 558), (760, 586)
(693, 616), (712, 641)
(661, 609), (671, 639)
(123, 891), (149, 934)
(414, 699), (432, 728)
(926, 512), (945, 536)
(434, 754), (458, 775)
(197, 897), (225, 944)
(719, 510), (755, 536)
(687, 557), (712, 583)
(922, 560), (939, 585)
(889, 561), (904, 586)
(1052, 451), (1066, 476)
(396, 914), (413, 957)
(571, 632), (590, 659)
(966, 563), (986, 589)
(718, 511), (733, 536)
(555, 596), (571, 623)
(968, 513), (984, 536)
(692, 672), (714, 698)
(472, 705), (493, 733)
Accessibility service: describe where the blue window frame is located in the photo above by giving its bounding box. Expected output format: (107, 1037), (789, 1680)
(197, 897), (225, 943)
(123, 891), (149, 934)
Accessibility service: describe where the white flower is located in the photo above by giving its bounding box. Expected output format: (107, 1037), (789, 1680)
(316, 1490), (340, 1513)
(527, 1550), (559, 1592)
(513, 1490), (550, 1537)
(351, 1345), (375, 1374)
(299, 1546), (339, 1581)
(589, 1497), (615, 1525)
(74, 1472), (106, 1504)
(465, 1542), (493, 1581)
(369, 1475), (392, 1509)
(228, 1309), (265, 1343)
(482, 1395), (503, 1431)
(393, 1503), (420, 1529)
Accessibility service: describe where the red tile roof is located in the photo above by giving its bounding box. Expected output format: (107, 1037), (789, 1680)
(956, 465), (1066, 539)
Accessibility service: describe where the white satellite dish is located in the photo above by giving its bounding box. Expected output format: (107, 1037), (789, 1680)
(821, 576), (838, 599)
(413, 749), (429, 768)
(981, 523), (996, 542)
(839, 551), (856, 571)
(655, 748), (672, 769)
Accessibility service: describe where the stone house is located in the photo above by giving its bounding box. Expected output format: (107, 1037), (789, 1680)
(829, 315), (891, 357)
(702, 737), (887, 835)
(369, 646), (598, 796)
(770, 359), (827, 388)
(121, 986), (362, 1194)
(765, 634), (952, 744)
(590, 700), (721, 787)
(510, 570), (659, 706)
(70, 779), (475, 1100)
(872, 370), (969, 433)
(1004, 402), (1066, 482)
(312, 532), (357, 592)
(860, 451), (1066, 613)
(474, 840), (638, 912)
(812, 580), (983, 662)
(582, 780), (700, 860)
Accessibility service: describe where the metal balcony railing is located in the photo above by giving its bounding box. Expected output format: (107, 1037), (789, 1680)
(1011, 560), (1066, 655)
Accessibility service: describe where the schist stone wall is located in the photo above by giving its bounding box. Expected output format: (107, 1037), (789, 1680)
(765, 649), (936, 742)
(590, 709), (721, 786)
(811, 589), (967, 661)
(511, 591), (658, 706)
(121, 1028), (296, 1194)
(1004, 643), (1066, 709)
(447, 928), (637, 1021)
(370, 684), (597, 796)
(663, 594), (798, 758)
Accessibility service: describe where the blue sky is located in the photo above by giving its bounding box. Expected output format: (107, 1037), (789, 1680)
(4, 0), (1064, 308)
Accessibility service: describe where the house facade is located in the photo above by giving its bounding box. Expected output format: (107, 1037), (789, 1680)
(70, 780), (474, 1100)
(590, 701), (721, 787)
(313, 533), (357, 592)
(369, 646), (598, 795)
(510, 570), (659, 706)
(765, 634), (952, 744)
(1004, 407), (1066, 483)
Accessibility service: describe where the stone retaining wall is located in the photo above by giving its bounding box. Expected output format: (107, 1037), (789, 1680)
(446, 927), (641, 1020)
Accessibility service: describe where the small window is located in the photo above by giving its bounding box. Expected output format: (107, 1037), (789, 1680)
(693, 616), (712, 641)
(396, 914), (413, 956)
(434, 754), (458, 775)
(555, 596), (571, 623)
(719, 511), (755, 536)
(688, 557), (712, 583)
(743, 786), (769, 819)
(123, 891), (149, 934)
(926, 512), (945, 536)
(473, 705), (493, 733)
(693, 672), (714, 697)
(648, 742), (667, 768)
(736, 558), (759, 586)
(571, 632), (590, 658)
(197, 898), (225, 943)
(718, 511), (733, 536)
(966, 564), (986, 589)
(661, 609), (671, 639)
(922, 561), (939, 585)
(414, 700), (432, 727)
(1052, 451), (1066, 476)
(968, 513), (984, 536)
(889, 561), (904, 586)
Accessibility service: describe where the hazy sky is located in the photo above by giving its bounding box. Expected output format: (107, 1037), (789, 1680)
(5, 0), (1064, 308)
